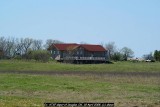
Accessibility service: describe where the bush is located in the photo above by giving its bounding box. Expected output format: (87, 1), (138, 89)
(26, 50), (50, 62)
(112, 52), (123, 61)
(13, 55), (22, 60)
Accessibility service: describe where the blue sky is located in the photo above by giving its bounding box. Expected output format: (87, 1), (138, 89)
(0, 0), (160, 57)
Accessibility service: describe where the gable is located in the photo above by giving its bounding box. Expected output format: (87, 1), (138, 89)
(80, 44), (106, 52)
(49, 43), (106, 52)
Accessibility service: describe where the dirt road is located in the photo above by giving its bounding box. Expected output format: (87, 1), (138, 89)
(0, 70), (159, 77)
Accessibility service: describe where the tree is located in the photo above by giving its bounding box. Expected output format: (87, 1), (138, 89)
(32, 39), (43, 51)
(44, 39), (64, 49)
(120, 47), (134, 61)
(12, 38), (24, 56)
(105, 42), (116, 60)
(112, 51), (123, 61)
(0, 37), (15, 58)
(0, 48), (3, 59)
(143, 52), (154, 61)
(0, 37), (49, 59)
(0, 37), (6, 57)
(23, 38), (33, 54)
(154, 50), (160, 61)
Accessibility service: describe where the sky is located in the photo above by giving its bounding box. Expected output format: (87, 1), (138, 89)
(0, 0), (160, 57)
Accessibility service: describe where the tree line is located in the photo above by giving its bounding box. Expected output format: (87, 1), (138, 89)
(103, 42), (134, 61)
(0, 36), (63, 62)
(103, 42), (160, 62)
(0, 36), (159, 62)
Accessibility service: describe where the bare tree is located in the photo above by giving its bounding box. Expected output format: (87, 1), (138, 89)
(0, 37), (6, 57)
(12, 38), (24, 56)
(105, 42), (116, 60)
(23, 38), (33, 54)
(0, 37), (15, 57)
(0, 37), (6, 50)
(32, 39), (43, 51)
(0, 37), (44, 58)
(44, 39), (64, 49)
(6, 37), (15, 57)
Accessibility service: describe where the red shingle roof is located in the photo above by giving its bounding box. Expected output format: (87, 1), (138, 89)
(80, 44), (106, 52)
(53, 43), (78, 51)
(51, 43), (106, 52)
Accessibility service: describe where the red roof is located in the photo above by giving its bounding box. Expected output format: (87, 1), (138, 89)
(51, 43), (106, 52)
(80, 44), (106, 52)
(53, 43), (78, 51)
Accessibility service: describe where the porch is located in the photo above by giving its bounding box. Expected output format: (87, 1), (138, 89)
(63, 57), (106, 61)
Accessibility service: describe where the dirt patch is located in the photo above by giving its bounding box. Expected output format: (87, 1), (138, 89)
(0, 70), (159, 77)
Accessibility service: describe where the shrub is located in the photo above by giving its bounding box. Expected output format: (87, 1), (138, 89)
(13, 55), (22, 60)
(26, 50), (50, 62)
(112, 52), (123, 61)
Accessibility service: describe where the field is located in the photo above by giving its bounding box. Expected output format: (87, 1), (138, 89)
(0, 60), (160, 107)
(0, 60), (160, 72)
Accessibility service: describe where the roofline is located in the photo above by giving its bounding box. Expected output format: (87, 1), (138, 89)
(48, 43), (107, 51)
(52, 44), (59, 50)
(71, 44), (107, 52)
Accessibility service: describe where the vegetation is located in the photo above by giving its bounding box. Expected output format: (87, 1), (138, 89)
(0, 36), (63, 59)
(143, 52), (155, 61)
(120, 47), (134, 61)
(0, 74), (159, 107)
(1, 36), (160, 62)
(26, 50), (50, 62)
(112, 52), (123, 61)
(143, 50), (160, 62)
(0, 36), (160, 107)
(104, 42), (134, 61)
(104, 42), (116, 60)
(0, 60), (160, 72)
(0, 60), (159, 107)
(154, 50), (160, 61)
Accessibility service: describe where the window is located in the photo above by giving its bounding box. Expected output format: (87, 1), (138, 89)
(80, 50), (83, 55)
(77, 51), (79, 55)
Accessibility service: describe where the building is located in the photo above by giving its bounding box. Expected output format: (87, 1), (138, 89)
(48, 43), (109, 63)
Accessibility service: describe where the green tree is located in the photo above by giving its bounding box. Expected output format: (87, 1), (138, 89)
(154, 50), (160, 61)
(112, 51), (123, 61)
(120, 47), (134, 61)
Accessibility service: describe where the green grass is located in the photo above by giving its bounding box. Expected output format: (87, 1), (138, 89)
(0, 59), (160, 72)
(0, 60), (160, 106)
(0, 74), (159, 107)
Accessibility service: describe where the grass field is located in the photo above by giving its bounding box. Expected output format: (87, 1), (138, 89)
(0, 59), (160, 72)
(0, 74), (159, 107)
(0, 60), (160, 107)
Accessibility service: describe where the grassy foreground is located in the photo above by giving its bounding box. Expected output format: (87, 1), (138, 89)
(0, 60), (160, 107)
(0, 60), (160, 72)
(0, 74), (159, 107)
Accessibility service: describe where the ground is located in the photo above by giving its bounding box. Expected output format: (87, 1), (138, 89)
(0, 60), (159, 107)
